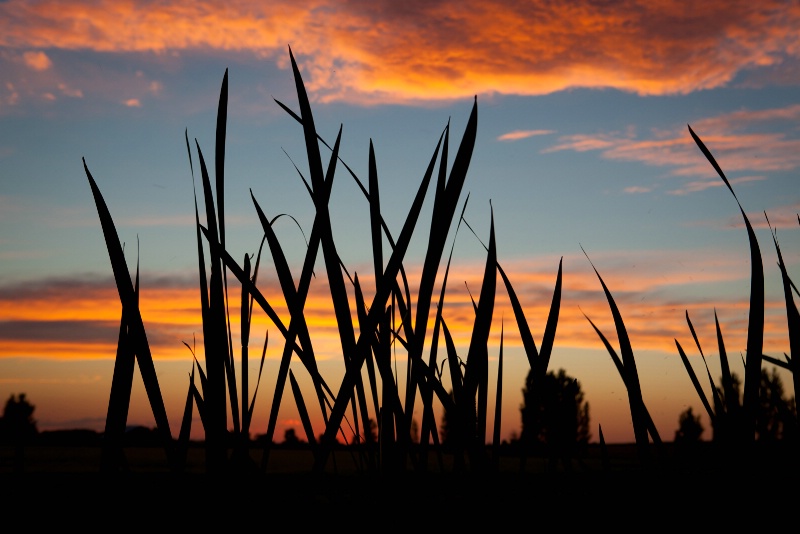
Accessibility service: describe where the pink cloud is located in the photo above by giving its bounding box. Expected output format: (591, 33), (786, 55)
(497, 129), (555, 141)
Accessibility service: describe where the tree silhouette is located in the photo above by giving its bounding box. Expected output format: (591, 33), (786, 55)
(756, 368), (797, 442)
(0, 393), (37, 443)
(520, 368), (590, 464)
(675, 406), (704, 443)
(283, 428), (302, 446)
(0, 393), (38, 472)
(712, 369), (797, 443)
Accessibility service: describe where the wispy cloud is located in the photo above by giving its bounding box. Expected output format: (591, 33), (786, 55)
(623, 186), (653, 194)
(544, 104), (800, 192)
(497, 129), (555, 142)
(0, 0), (798, 103)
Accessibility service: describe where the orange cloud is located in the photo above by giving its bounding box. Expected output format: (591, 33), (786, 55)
(0, 0), (798, 102)
(22, 50), (51, 71)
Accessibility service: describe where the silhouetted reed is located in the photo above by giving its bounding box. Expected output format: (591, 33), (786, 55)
(82, 46), (797, 479)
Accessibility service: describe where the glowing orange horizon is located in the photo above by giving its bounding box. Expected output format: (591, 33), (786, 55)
(1, 259), (793, 364)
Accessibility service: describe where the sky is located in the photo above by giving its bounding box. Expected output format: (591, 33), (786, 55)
(1, 0), (800, 446)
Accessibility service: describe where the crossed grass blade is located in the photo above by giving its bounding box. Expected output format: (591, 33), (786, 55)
(101, 251), (138, 471)
(84, 159), (175, 469)
(249, 193), (330, 448)
(689, 125), (763, 442)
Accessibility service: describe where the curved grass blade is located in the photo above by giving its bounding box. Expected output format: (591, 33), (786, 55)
(582, 248), (650, 455)
(689, 125), (763, 440)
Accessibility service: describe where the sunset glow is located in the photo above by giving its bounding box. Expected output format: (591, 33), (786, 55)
(1, 0), (799, 446)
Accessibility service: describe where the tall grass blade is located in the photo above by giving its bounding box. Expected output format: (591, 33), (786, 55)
(241, 254), (251, 433)
(582, 248), (651, 458)
(195, 142), (230, 469)
(463, 207), (496, 460)
(689, 125), (763, 441)
(368, 140), (384, 297)
(406, 100), (476, 437)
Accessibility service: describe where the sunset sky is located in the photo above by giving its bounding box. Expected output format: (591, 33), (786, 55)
(1, 0), (800, 446)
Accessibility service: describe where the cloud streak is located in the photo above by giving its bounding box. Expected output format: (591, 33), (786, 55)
(497, 129), (555, 142)
(2, 247), (794, 363)
(544, 104), (800, 194)
(0, 0), (798, 103)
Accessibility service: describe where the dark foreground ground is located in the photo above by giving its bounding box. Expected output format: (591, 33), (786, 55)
(1, 442), (798, 527)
